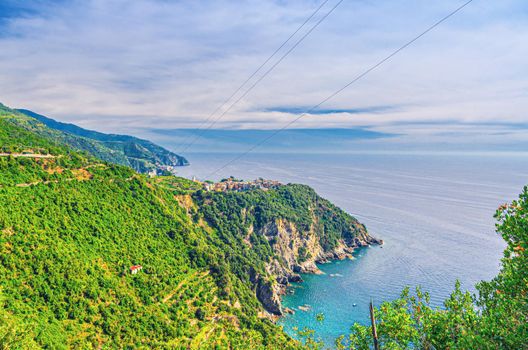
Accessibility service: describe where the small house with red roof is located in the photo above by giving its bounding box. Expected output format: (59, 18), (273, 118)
(130, 265), (143, 274)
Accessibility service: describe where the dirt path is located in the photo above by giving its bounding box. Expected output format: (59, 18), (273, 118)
(162, 271), (209, 303)
(0, 153), (55, 158)
(162, 272), (196, 303)
(5, 171), (135, 188)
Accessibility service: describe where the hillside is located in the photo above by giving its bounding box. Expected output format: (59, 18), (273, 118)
(0, 103), (188, 174)
(0, 116), (379, 348)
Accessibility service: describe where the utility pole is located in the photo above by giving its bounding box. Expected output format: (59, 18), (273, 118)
(370, 299), (380, 350)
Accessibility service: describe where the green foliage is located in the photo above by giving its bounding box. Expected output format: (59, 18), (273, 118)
(0, 114), (371, 348)
(297, 327), (324, 350)
(0, 289), (40, 349)
(298, 246), (311, 263)
(0, 166), (299, 348)
(0, 116), (64, 156)
(194, 183), (368, 257)
(475, 189), (528, 347)
(151, 175), (203, 195)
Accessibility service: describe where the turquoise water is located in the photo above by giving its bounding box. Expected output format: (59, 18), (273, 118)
(174, 152), (528, 347)
(279, 249), (377, 342)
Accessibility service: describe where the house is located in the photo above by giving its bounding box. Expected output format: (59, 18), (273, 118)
(202, 178), (283, 193)
(130, 265), (143, 274)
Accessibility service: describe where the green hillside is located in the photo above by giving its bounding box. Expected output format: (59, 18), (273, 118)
(0, 103), (188, 174)
(0, 113), (376, 348)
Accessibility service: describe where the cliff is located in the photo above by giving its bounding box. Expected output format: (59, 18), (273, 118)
(259, 218), (381, 315)
(193, 183), (382, 316)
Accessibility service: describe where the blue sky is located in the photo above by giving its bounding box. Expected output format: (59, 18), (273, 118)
(0, 0), (527, 152)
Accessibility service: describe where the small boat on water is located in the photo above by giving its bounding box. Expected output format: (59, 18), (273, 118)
(352, 303), (357, 307)
(298, 304), (311, 312)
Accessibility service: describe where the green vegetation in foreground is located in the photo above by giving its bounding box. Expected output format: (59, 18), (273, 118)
(0, 103), (188, 174)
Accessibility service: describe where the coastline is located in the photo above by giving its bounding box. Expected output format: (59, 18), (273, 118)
(261, 235), (383, 319)
(276, 245), (381, 346)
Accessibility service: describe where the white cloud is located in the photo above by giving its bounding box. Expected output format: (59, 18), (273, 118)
(0, 0), (526, 141)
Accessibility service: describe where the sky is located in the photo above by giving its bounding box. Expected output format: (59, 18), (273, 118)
(0, 0), (527, 153)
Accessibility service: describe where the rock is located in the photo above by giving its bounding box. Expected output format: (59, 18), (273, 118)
(250, 215), (382, 319)
(298, 304), (311, 312)
(284, 307), (295, 315)
(343, 247), (355, 254)
(288, 274), (303, 283)
(299, 261), (322, 274)
(276, 276), (288, 285)
(256, 279), (283, 316)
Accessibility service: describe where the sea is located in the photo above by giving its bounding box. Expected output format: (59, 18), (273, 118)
(173, 152), (528, 347)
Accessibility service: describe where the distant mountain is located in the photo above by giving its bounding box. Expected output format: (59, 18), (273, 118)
(0, 103), (188, 173)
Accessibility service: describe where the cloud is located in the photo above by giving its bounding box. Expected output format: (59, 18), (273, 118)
(139, 127), (397, 153)
(0, 0), (526, 148)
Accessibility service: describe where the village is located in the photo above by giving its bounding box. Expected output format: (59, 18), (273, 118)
(200, 176), (282, 192)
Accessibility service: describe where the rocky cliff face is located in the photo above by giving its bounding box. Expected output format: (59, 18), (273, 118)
(255, 217), (382, 316)
(191, 183), (382, 317)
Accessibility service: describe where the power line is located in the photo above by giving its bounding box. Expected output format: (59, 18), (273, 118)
(206, 0), (474, 178)
(180, 0), (345, 154)
(176, 0), (331, 153)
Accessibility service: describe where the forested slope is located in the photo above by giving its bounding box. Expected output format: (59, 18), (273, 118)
(0, 152), (289, 348)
